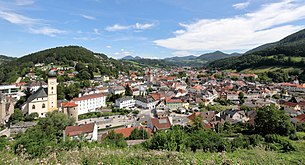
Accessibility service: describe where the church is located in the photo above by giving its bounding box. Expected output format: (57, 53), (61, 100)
(22, 70), (58, 117)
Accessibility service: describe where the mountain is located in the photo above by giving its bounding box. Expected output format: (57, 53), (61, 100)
(0, 46), (137, 84)
(197, 51), (241, 61)
(121, 56), (142, 60)
(121, 51), (241, 67)
(209, 28), (305, 71)
(164, 55), (197, 61)
(162, 51), (241, 67)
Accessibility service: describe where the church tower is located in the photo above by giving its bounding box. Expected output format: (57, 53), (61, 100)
(47, 70), (58, 111)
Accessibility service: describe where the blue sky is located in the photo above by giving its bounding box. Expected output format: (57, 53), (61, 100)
(0, 0), (305, 59)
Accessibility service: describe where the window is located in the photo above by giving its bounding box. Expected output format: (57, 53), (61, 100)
(32, 105), (35, 109)
(51, 87), (54, 90)
(42, 103), (45, 108)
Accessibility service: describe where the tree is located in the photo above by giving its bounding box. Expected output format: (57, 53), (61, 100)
(125, 84), (133, 96)
(65, 84), (79, 100)
(255, 105), (295, 136)
(102, 131), (127, 148)
(190, 115), (204, 131)
(129, 128), (149, 140)
(238, 92), (245, 104)
(78, 70), (91, 80)
(9, 109), (24, 124)
(14, 111), (75, 157)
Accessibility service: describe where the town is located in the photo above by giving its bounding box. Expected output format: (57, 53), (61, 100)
(1, 62), (304, 144)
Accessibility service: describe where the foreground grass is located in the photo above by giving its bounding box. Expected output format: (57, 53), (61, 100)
(0, 144), (304, 165)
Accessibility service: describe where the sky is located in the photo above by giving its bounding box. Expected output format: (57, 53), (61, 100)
(0, 0), (305, 59)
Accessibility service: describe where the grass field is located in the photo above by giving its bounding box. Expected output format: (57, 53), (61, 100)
(0, 137), (304, 164)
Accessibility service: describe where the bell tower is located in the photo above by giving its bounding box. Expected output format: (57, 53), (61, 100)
(47, 70), (58, 111)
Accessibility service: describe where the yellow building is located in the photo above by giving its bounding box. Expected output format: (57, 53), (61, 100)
(22, 70), (58, 117)
(47, 70), (58, 111)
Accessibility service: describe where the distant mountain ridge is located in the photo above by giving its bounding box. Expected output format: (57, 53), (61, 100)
(122, 51), (241, 67)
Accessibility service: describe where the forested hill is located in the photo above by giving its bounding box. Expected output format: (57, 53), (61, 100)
(208, 28), (305, 71)
(0, 55), (16, 65)
(0, 46), (137, 84)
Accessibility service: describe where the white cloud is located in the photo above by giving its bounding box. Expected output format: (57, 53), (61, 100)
(80, 14), (96, 20)
(15, 0), (34, 6)
(29, 27), (66, 37)
(134, 23), (154, 30)
(0, 11), (39, 25)
(0, 10), (65, 37)
(233, 1), (250, 10)
(105, 22), (155, 31)
(106, 45), (112, 49)
(105, 24), (131, 31)
(154, 0), (305, 52)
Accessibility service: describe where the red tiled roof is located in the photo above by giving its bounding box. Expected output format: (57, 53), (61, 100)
(151, 117), (171, 130)
(187, 112), (201, 120)
(294, 114), (305, 123)
(62, 102), (78, 108)
(72, 93), (106, 101)
(114, 126), (152, 138)
(150, 93), (164, 101)
(283, 102), (298, 107)
(65, 123), (95, 137)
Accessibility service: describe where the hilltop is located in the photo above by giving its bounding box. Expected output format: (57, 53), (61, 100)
(209, 28), (305, 71)
(0, 55), (16, 65)
(0, 46), (137, 84)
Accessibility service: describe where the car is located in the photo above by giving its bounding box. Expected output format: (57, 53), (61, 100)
(106, 124), (112, 128)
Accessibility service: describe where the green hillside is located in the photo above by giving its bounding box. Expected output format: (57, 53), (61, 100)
(0, 46), (137, 84)
(0, 55), (16, 65)
(209, 29), (305, 71)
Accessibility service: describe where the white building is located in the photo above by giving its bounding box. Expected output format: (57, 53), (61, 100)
(72, 93), (106, 115)
(135, 95), (157, 109)
(115, 96), (135, 109)
(0, 85), (19, 99)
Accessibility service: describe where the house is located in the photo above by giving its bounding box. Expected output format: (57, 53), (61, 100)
(72, 93), (106, 115)
(115, 96), (135, 109)
(109, 86), (125, 95)
(114, 126), (152, 138)
(281, 83), (305, 93)
(0, 93), (15, 123)
(135, 95), (157, 109)
(291, 114), (305, 124)
(63, 123), (98, 141)
(166, 98), (189, 111)
(147, 116), (172, 132)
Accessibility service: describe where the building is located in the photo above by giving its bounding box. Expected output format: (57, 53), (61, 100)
(0, 85), (19, 99)
(63, 123), (98, 141)
(72, 93), (106, 115)
(26, 81), (48, 93)
(47, 71), (58, 111)
(0, 93), (15, 123)
(21, 70), (58, 117)
(147, 116), (172, 132)
(61, 102), (79, 121)
(135, 95), (157, 109)
(115, 96), (135, 109)
(109, 86), (125, 95)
